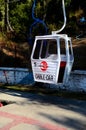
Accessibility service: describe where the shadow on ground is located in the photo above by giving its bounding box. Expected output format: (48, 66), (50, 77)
(0, 88), (86, 130)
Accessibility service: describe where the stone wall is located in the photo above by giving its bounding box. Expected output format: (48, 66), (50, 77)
(0, 67), (34, 85)
(0, 67), (86, 92)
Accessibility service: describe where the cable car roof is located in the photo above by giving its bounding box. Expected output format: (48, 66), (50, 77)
(35, 34), (71, 40)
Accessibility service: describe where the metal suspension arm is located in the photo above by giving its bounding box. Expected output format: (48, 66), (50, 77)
(52, 0), (66, 34)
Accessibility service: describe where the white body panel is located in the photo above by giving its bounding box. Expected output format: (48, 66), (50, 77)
(31, 59), (60, 84)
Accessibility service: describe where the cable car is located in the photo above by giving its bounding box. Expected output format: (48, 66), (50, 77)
(31, 0), (74, 85)
(31, 34), (74, 84)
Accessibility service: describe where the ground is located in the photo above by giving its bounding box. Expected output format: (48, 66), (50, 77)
(0, 36), (86, 70)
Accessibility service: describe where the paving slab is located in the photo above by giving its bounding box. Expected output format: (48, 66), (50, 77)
(0, 89), (86, 130)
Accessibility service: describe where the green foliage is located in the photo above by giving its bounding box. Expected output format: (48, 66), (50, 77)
(65, 0), (71, 6)
(0, 0), (5, 31)
(0, 0), (86, 40)
(10, 1), (32, 32)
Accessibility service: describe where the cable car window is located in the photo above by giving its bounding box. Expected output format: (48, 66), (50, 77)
(48, 39), (57, 55)
(60, 38), (66, 55)
(33, 40), (47, 59)
(40, 39), (57, 59)
(40, 40), (48, 58)
(33, 40), (41, 59)
(33, 39), (57, 59)
(68, 41), (72, 55)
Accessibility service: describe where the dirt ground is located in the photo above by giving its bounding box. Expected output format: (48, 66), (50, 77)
(72, 37), (86, 70)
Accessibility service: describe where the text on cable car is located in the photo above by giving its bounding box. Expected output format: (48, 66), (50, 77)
(35, 74), (54, 81)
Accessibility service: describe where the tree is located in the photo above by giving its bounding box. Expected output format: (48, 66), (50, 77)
(0, 0), (86, 40)
(0, 0), (5, 31)
(8, 0), (32, 40)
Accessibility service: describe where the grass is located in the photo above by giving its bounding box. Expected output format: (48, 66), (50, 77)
(0, 83), (86, 101)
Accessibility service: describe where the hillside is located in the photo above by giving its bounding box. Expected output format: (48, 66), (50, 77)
(72, 38), (86, 70)
(0, 36), (86, 70)
(0, 39), (30, 68)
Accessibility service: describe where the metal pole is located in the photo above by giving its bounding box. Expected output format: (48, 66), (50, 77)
(52, 0), (67, 34)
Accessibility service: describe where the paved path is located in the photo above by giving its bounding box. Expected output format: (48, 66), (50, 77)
(0, 88), (86, 130)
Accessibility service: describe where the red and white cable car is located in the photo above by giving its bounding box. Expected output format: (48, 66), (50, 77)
(31, 0), (74, 85)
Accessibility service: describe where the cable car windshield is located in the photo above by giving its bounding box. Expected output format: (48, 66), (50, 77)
(33, 39), (57, 59)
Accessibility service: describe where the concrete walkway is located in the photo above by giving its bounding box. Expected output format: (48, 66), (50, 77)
(0, 88), (86, 130)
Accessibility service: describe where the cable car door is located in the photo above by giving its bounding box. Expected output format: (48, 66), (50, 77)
(31, 35), (61, 84)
